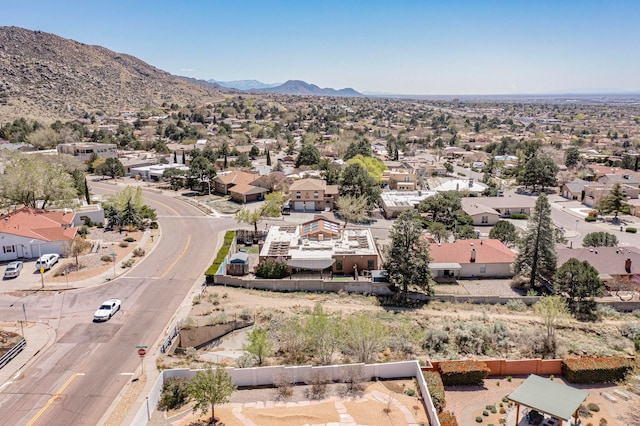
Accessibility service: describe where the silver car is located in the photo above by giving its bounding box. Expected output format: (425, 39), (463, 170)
(3, 261), (23, 279)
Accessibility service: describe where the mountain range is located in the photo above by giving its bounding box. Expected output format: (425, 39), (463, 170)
(207, 78), (362, 97)
(0, 26), (364, 122)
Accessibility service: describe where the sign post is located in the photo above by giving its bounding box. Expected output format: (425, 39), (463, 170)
(40, 267), (45, 288)
(137, 346), (148, 374)
(111, 252), (117, 277)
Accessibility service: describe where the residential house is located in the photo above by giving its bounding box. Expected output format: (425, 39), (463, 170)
(0, 208), (78, 261)
(556, 247), (640, 285)
(597, 173), (640, 186)
(382, 169), (417, 191)
(228, 183), (269, 204)
(57, 142), (118, 160)
(213, 171), (260, 195)
(582, 183), (639, 208)
(288, 178), (339, 211)
(561, 179), (588, 201)
(258, 216), (379, 275)
(460, 201), (501, 226)
(428, 239), (515, 280)
(131, 163), (189, 181)
(431, 178), (486, 194)
(461, 193), (537, 218)
(379, 190), (436, 219)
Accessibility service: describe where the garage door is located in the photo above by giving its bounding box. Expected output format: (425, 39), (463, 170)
(294, 201), (306, 211)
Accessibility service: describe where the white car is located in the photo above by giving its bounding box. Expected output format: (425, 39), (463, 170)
(93, 298), (121, 322)
(35, 253), (60, 271)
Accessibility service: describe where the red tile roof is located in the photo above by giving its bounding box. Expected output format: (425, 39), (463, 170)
(429, 239), (515, 264)
(0, 208), (77, 242)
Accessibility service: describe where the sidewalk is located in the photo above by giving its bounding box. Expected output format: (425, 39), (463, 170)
(0, 321), (56, 392)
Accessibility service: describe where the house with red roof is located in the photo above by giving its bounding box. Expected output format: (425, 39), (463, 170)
(428, 238), (515, 280)
(0, 208), (78, 261)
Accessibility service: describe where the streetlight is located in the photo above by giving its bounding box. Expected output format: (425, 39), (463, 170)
(575, 219), (579, 232)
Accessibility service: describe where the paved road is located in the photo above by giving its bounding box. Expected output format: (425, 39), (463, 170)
(0, 181), (235, 426)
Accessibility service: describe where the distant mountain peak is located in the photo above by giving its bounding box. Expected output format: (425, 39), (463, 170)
(259, 80), (362, 97)
(208, 79), (281, 90)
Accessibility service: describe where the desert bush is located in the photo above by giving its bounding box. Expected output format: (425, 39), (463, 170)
(483, 411), (489, 416)
(405, 388), (416, 396)
(423, 371), (445, 412)
(183, 346), (198, 362)
(119, 241), (129, 247)
(123, 236), (136, 242)
(235, 353), (257, 368)
(476, 417), (483, 423)
(121, 258), (135, 268)
(78, 225), (90, 236)
(453, 321), (493, 355)
(179, 317), (196, 330)
(208, 313), (228, 325)
(158, 377), (190, 411)
(423, 328), (450, 353)
(192, 294), (201, 305)
(342, 364), (367, 394)
(240, 309), (252, 321)
(133, 247), (145, 257)
(587, 403), (600, 412)
(618, 322), (640, 339)
(101, 255), (113, 262)
(306, 370), (331, 400)
(272, 370), (295, 399)
(599, 418), (608, 425)
(505, 299), (527, 312)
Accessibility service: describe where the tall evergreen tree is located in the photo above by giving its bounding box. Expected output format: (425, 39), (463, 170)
(383, 211), (432, 304)
(173, 150), (177, 163)
(84, 177), (91, 205)
(598, 182), (629, 218)
(266, 149), (271, 166)
(554, 258), (603, 314)
(513, 193), (557, 288)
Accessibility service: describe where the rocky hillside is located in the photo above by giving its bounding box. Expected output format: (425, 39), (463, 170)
(0, 26), (225, 122)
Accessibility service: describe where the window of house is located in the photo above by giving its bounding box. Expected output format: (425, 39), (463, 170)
(336, 260), (343, 271)
(313, 191), (319, 199)
(3, 245), (15, 253)
(480, 264), (487, 273)
(505, 209), (511, 216)
(296, 191), (301, 199)
(481, 216), (488, 224)
(367, 260), (374, 269)
(520, 208), (526, 214)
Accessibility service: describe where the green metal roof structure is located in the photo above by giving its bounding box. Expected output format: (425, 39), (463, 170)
(508, 375), (589, 421)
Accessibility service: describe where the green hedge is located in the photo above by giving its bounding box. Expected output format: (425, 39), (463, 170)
(561, 357), (634, 384)
(204, 231), (236, 283)
(626, 227), (637, 233)
(509, 213), (528, 220)
(585, 216), (597, 222)
(438, 360), (490, 386)
(423, 370), (445, 412)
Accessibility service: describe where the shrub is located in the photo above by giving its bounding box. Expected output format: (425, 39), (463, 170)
(587, 403), (600, 412)
(585, 216), (597, 222)
(561, 357), (634, 383)
(423, 328), (450, 352)
(123, 236), (136, 242)
(255, 258), (289, 279)
(97, 222), (104, 228)
(438, 411), (458, 426)
(272, 370), (295, 399)
(150, 221), (159, 229)
(121, 259), (135, 268)
(599, 418), (608, 425)
(83, 216), (94, 227)
(133, 248), (145, 257)
(423, 371), (445, 412)
(505, 299), (527, 312)
(476, 417), (483, 423)
(342, 364), (367, 394)
(101, 255), (113, 262)
(483, 411), (489, 416)
(192, 294), (201, 305)
(157, 377), (189, 410)
(78, 225), (90, 236)
(626, 227), (637, 233)
(509, 213), (528, 220)
(405, 388), (416, 396)
(204, 231), (235, 282)
(306, 370), (331, 400)
(438, 360), (490, 386)
(506, 376), (512, 382)
(119, 241), (129, 248)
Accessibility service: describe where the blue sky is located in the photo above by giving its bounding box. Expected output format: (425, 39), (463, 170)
(2, 1), (639, 95)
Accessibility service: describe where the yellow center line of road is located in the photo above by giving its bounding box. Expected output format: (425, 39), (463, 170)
(27, 372), (81, 426)
(161, 235), (191, 278)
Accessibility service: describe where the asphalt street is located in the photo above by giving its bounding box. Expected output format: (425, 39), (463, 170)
(0, 181), (235, 426)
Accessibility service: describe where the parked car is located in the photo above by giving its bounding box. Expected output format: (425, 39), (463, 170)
(93, 299), (121, 322)
(35, 254), (60, 271)
(3, 261), (23, 279)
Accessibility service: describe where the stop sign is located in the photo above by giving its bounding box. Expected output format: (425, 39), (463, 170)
(138, 348), (146, 357)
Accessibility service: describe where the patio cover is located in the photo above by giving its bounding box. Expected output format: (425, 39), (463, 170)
(427, 262), (462, 270)
(508, 375), (588, 421)
(287, 258), (335, 270)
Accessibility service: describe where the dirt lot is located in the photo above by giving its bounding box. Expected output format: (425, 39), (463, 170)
(164, 380), (429, 426)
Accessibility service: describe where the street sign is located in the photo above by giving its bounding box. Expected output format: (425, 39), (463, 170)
(136, 345), (148, 348)
(138, 348), (147, 357)
(40, 267), (44, 274)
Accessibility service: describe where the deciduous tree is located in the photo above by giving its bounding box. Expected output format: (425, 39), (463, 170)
(188, 365), (236, 424)
(295, 143), (321, 167)
(341, 314), (387, 363)
(534, 295), (568, 358)
(339, 163), (381, 208)
(335, 195), (370, 228)
(303, 304), (340, 365)
(243, 327), (273, 366)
